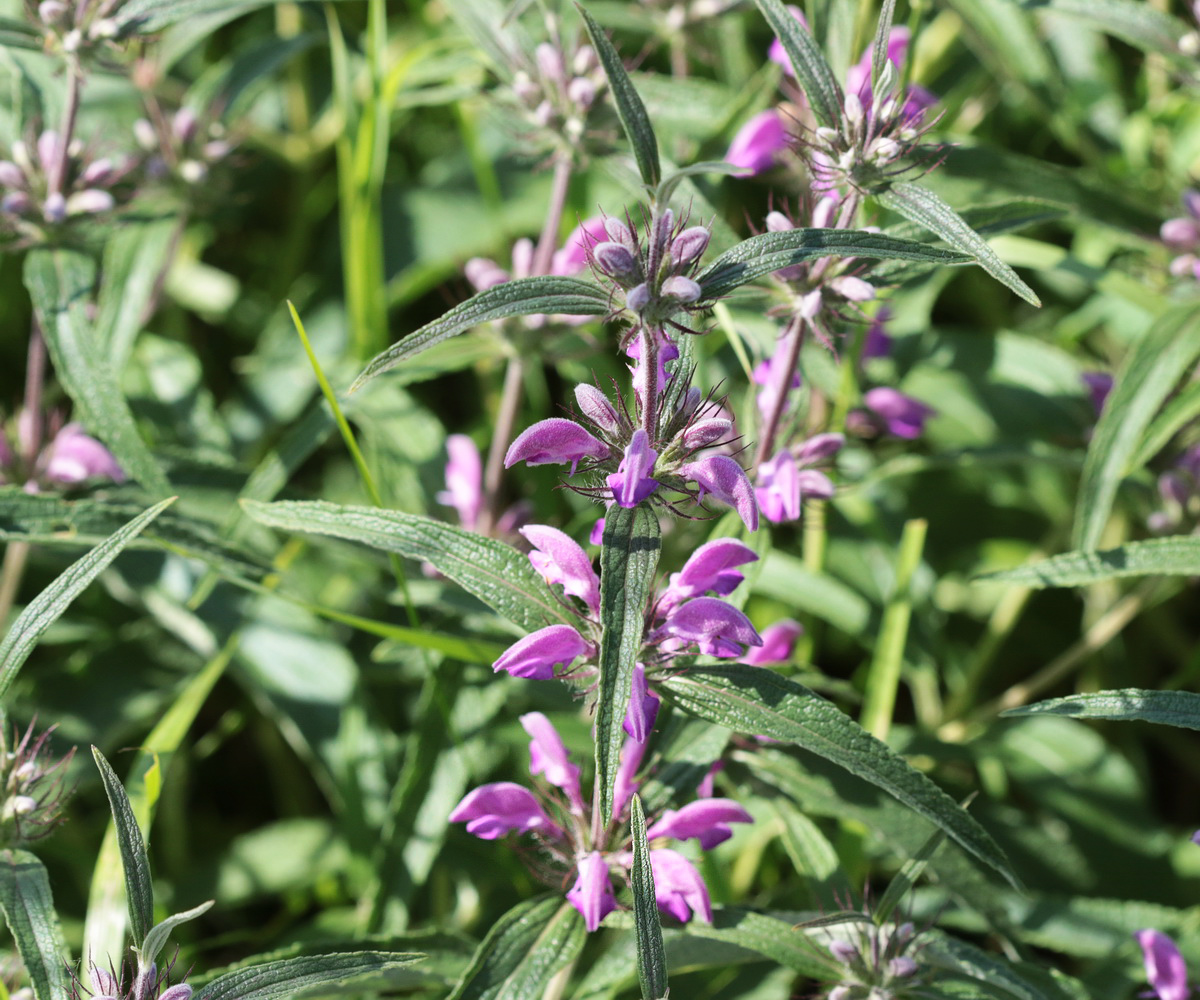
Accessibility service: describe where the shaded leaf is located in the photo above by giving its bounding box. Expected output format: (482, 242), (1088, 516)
(1023, 0), (1190, 54)
(1001, 689), (1200, 730)
(0, 850), (69, 1000)
(195, 952), (423, 1000)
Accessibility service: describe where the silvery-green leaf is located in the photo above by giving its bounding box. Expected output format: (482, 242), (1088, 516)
(350, 277), (610, 391)
(660, 665), (1018, 887)
(870, 0), (898, 87)
(979, 536), (1200, 588)
(195, 952), (423, 1000)
(878, 183), (1041, 306)
(0, 850), (69, 1000)
(1074, 302), (1200, 549)
(1001, 689), (1200, 730)
(577, 4), (661, 190)
(629, 796), (667, 1000)
(596, 506), (660, 824)
(92, 747), (155, 948)
(242, 500), (573, 635)
(753, 0), (844, 129)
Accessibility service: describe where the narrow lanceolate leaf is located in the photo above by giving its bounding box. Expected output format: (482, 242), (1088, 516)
(676, 908), (840, 979)
(24, 250), (170, 495)
(577, 4), (661, 189)
(629, 796), (668, 1000)
(753, 0), (844, 129)
(92, 747), (155, 948)
(0, 498), (174, 704)
(96, 218), (179, 365)
(873, 814), (952, 926)
(349, 277), (610, 391)
(656, 162), (743, 209)
(1026, 0), (1191, 55)
(596, 506), (661, 825)
(242, 500), (572, 635)
(924, 933), (1062, 1000)
(980, 536), (1200, 588)
(1001, 689), (1200, 730)
(660, 665), (1018, 888)
(1134, 380), (1200, 471)
(140, 901), (215, 968)
(449, 897), (586, 1000)
(115, 0), (358, 34)
(694, 229), (970, 302)
(878, 183), (1041, 307)
(0, 850), (69, 1000)
(1074, 302), (1200, 550)
(195, 952), (424, 1000)
(870, 0), (898, 87)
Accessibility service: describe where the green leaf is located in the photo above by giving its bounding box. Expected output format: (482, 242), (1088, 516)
(672, 907), (840, 979)
(95, 218), (179, 366)
(695, 229), (969, 302)
(0, 850), (69, 1000)
(655, 162), (742, 209)
(140, 901), (215, 968)
(115, 0), (357, 34)
(753, 0), (844, 129)
(1001, 689), (1200, 730)
(449, 897), (586, 1000)
(195, 952), (423, 1000)
(980, 536), (1200, 588)
(576, 4), (661, 190)
(660, 665), (1018, 887)
(1022, 0), (1191, 54)
(1074, 302), (1200, 549)
(924, 933), (1070, 1000)
(637, 714), (731, 815)
(1133, 380), (1200, 471)
(872, 814), (951, 926)
(870, 0), (898, 87)
(349, 276), (610, 391)
(92, 747), (155, 949)
(629, 796), (667, 1000)
(242, 500), (573, 635)
(0, 498), (174, 704)
(596, 505), (660, 824)
(878, 183), (1040, 306)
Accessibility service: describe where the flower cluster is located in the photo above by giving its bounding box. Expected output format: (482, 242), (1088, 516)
(0, 723), (74, 847)
(27, 0), (123, 56)
(1162, 190), (1200, 282)
(0, 412), (124, 493)
(816, 916), (925, 1000)
(509, 37), (605, 151)
(450, 711), (753, 930)
(755, 432), (842, 524)
(73, 962), (192, 1000)
(134, 107), (233, 188)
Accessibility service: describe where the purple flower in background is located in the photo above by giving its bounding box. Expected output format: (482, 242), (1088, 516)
(1081, 371), (1113, 416)
(755, 433), (842, 524)
(844, 28), (937, 126)
(742, 619), (803, 666)
(863, 387), (935, 439)
(1136, 930), (1191, 1000)
(449, 782), (563, 840)
(42, 424), (124, 485)
(1162, 190), (1200, 281)
(862, 307), (894, 360)
(725, 110), (787, 175)
(437, 435), (483, 531)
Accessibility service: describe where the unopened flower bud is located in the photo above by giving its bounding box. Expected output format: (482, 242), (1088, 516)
(0, 161), (24, 188)
(844, 93), (864, 123)
(1180, 31), (1200, 56)
(89, 17), (118, 39)
(575, 384), (621, 434)
(1, 191), (31, 215)
(870, 137), (900, 162)
(661, 275), (701, 303)
(36, 132), (60, 174)
(679, 386), (702, 415)
(158, 986), (193, 1000)
(38, 0), (67, 23)
(894, 921), (915, 944)
(535, 43), (565, 83)
(203, 140), (231, 160)
(604, 216), (635, 249)
(133, 119), (158, 151)
(3, 795), (36, 818)
(80, 157), (114, 185)
(42, 191), (66, 223)
(593, 241), (639, 279)
(567, 76), (596, 109)
(765, 211), (793, 232)
(682, 418), (733, 450)
(815, 126), (840, 145)
(572, 45), (597, 75)
(651, 208), (675, 257)
(91, 967), (119, 997)
(179, 160), (207, 184)
(829, 939), (857, 963)
(812, 196), (838, 229)
(12, 761), (36, 781)
(66, 189), (115, 216)
(172, 107), (199, 142)
(800, 289), (823, 318)
(670, 226), (710, 268)
(61, 27), (81, 50)
(464, 257), (508, 291)
(829, 275), (875, 301)
(625, 282), (651, 312)
(875, 59), (898, 101)
(512, 71), (539, 104)
(533, 100), (554, 126)
(888, 957), (918, 978)
(828, 989), (850, 1000)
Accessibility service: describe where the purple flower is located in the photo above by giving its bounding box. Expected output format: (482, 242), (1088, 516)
(862, 307), (893, 360)
(679, 454), (759, 531)
(863, 387), (935, 439)
(649, 848), (712, 923)
(43, 424), (124, 485)
(625, 327), (681, 409)
(613, 732), (649, 817)
(1135, 930), (1190, 1000)
(437, 435), (483, 531)
(1162, 191), (1200, 281)
(756, 450), (802, 523)
(725, 110), (787, 176)
(646, 798), (754, 849)
(567, 852), (617, 931)
(661, 539), (758, 611)
(450, 782), (563, 840)
(844, 28), (936, 124)
(505, 418), (610, 473)
(493, 625), (591, 679)
(607, 429), (659, 507)
(1081, 371), (1113, 415)
(521, 524), (600, 615)
(623, 662), (661, 742)
(753, 343), (802, 420)
(651, 596), (763, 659)
(742, 619), (803, 666)
(551, 216), (609, 276)
(522, 711), (586, 814)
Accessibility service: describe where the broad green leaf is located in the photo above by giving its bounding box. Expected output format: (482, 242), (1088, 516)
(140, 901), (215, 968)
(25, 250), (170, 495)
(195, 952), (423, 1000)
(92, 747), (155, 948)
(0, 850), (69, 1000)
(596, 506), (660, 824)
(980, 536), (1200, 587)
(629, 796), (667, 1000)
(1001, 689), (1200, 730)
(1074, 302), (1200, 549)
(753, 0), (844, 129)
(0, 498), (174, 704)
(660, 666), (1018, 887)
(577, 4), (661, 190)
(449, 897), (586, 1000)
(772, 801), (847, 907)
(694, 229), (970, 302)
(1023, 0), (1191, 54)
(350, 276), (610, 391)
(878, 183), (1041, 306)
(242, 500), (573, 634)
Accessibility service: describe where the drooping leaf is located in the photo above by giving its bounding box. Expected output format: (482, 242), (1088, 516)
(1001, 689), (1200, 730)
(660, 665), (1018, 887)
(349, 277), (610, 391)
(195, 952), (424, 1000)
(629, 796), (668, 1000)
(449, 897), (586, 1000)
(980, 536), (1200, 588)
(1133, 380), (1200, 471)
(878, 182), (1041, 306)
(753, 0), (844, 129)
(0, 850), (69, 1000)
(577, 4), (661, 190)
(596, 506), (660, 824)
(242, 500), (573, 635)
(694, 228), (970, 302)
(1074, 302), (1200, 549)
(24, 250), (170, 495)
(1023, 0), (1191, 54)
(92, 747), (155, 949)
(0, 498), (174, 704)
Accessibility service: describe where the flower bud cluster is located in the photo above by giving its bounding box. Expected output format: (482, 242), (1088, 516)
(73, 962), (192, 1000)
(0, 724), (74, 847)
(1148, 444), (1200, 534)
(134, 107), (233, 187)
(511, 39), (605, 147)
(818, 917), (925, 1000)
(1161, 190), (1200, 282)
(27, 0), (123, 57)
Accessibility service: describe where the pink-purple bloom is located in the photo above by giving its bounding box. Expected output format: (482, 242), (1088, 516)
(650, 597), (762, 659)
(755, 433), (842, 525)
(505, 418), (610, 473)
(449, 782), (562, 840)
(648, 848), (714, 923)
(492, 625), (592, 679)
(679, 454), (759, 531)
(661, 539), (758, 610)
(1136, 929), (1190, 1000)
(437, 434), (483, 531)
(863, 387), (935, 439)
(607, 429), (659, 507)
(41, 423), (125, 485)
(742, 619), (804, 666)
(521, 524), (600, 615)
(1162, 190), (1200, 281)
(725, 110), (788, 175)
(646, 799), (754, 849)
